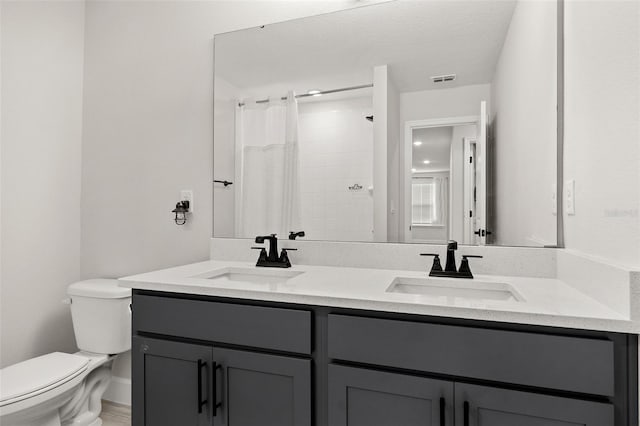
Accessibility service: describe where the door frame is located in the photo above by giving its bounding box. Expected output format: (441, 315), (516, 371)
(462, 137), (477, 245)
(402, 116), (479, 243)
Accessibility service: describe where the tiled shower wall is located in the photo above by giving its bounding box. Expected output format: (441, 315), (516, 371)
(297, 96), (374, 241)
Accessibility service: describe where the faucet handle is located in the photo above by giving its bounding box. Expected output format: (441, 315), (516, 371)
(279, 248), (295, 267)
(458, 255), (482, 278)
(420, 253), (443, 273)
(252, 247), (268, 265)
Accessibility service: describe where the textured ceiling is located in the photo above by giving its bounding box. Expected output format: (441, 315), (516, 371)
(412, 126), (454, 172)
(215, 0), (517, 94)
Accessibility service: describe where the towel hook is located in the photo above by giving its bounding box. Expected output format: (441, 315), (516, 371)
(214, 180), (233, 187)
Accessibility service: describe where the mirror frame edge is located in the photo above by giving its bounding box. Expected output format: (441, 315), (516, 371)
(556, 0), (565, 248)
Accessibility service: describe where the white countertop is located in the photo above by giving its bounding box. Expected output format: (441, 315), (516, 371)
(119, 259), (638, 333)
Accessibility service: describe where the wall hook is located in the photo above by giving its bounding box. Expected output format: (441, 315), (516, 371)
(214, 180), (233, 187)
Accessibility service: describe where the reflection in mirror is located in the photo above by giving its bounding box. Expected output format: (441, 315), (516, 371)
(213, 0), (559, 247)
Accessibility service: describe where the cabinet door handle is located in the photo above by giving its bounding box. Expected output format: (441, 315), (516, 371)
(197, 360), (207, 414)
(212, 362), (222, 417)
(463, 401), (470, 426)
(439, 397), (445, 426)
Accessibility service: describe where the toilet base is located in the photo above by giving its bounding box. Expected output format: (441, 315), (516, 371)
(0, 354), (114, 426)
(60, 355), (113, 426)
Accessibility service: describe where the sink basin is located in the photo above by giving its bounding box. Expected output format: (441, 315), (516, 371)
(195, 267), (304, 286)
(386, 277), (524, 303)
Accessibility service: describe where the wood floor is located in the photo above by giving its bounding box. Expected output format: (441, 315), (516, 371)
(101, 401), (131, 426)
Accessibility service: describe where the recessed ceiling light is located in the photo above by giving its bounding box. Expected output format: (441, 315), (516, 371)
(423, 160), (431, 164)
(413, 141), (422, 146)
(308, 90), (322, 97)
(411, 168), (417, 173)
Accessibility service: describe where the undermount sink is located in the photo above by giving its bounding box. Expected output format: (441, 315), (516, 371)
(195, 267), (304, 286)
(386, 276), (524, 303)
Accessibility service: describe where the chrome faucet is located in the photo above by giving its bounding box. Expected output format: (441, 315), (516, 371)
(253, 234), (297, 268)
(421, 240), (483, 279)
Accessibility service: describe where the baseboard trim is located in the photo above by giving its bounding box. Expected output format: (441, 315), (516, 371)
(103, 376), (131, 406)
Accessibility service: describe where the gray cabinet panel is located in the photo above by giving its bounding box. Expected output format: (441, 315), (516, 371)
(213, 347), (311, 426)
(455, 383), (614, 426)
(132, 336), (213, 426)
(328, 314), (615, 396)
(133, 294), (312, 354)
(328, 364), (454, 426)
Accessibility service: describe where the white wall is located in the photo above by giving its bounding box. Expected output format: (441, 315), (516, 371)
(0, 1), (85, 367)
(79, 0), (360, 388)
(298, 96), (374, 242)
(564, 0), (640, 268)
(490, 0), (557, 247)
(400, 84), (490, 124)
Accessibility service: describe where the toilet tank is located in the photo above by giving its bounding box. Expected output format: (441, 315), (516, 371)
(67, 279), (132, 354)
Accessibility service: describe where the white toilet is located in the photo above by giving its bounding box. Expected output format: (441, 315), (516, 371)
(0, 279), (131, 426)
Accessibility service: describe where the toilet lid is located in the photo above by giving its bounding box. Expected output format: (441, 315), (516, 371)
(0, 352), (89, 404)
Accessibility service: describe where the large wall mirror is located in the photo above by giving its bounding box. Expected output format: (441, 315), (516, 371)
(213, 0), (561, 247)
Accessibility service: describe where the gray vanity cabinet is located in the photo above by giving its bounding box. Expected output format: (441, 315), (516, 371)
(213, 347), (311, 426)
(131, 294), (314, 426)
(131, 292), (636, 426)
(132, 338), (312, 426)
(327, 364), (614, 426)
(132, 336), (214, 426)
(455, 383), (614, 426)
(328, 364), (454, 426)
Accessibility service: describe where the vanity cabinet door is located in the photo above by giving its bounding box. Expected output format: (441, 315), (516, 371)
(328, 364), (454, 426)
(455, 383), (614, 426)
(212, 347), (311, 426)
(132, 336), (214, 426)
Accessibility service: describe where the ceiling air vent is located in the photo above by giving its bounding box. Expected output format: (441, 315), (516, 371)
(431, 74), (456, 83)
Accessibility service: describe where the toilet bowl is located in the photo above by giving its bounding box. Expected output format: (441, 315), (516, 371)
(0, 279), (131, 426)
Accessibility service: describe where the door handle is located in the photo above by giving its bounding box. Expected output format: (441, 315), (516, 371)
(439, 397), (445, 426)
(463, 401), (470, 426)
(212, 363), (222, 418)
(197, 360), (207, 414)
(474, 229), (486, 237)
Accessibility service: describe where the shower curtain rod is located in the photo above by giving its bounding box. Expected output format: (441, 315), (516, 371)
(237, 83), (373, 107)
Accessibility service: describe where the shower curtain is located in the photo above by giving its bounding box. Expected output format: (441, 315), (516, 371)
(235, 92), (302, 238)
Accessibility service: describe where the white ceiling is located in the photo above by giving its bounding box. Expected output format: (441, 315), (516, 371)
(215, 0), (517, 94)
(412, 126), (453, 172)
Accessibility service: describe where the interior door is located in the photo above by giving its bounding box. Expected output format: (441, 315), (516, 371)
(474, 101), (488, 245)
(213, 347), (311, 426)
(455, 383), (614, 426)
(132, 336), (213, 426)
(329, 364), (454, 426)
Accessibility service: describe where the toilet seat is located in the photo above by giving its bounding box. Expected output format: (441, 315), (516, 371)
(0, 352), (89, 407)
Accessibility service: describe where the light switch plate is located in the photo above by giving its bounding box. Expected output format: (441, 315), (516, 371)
(180, 190), (193, 213)
(565, 180), (575, 215)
